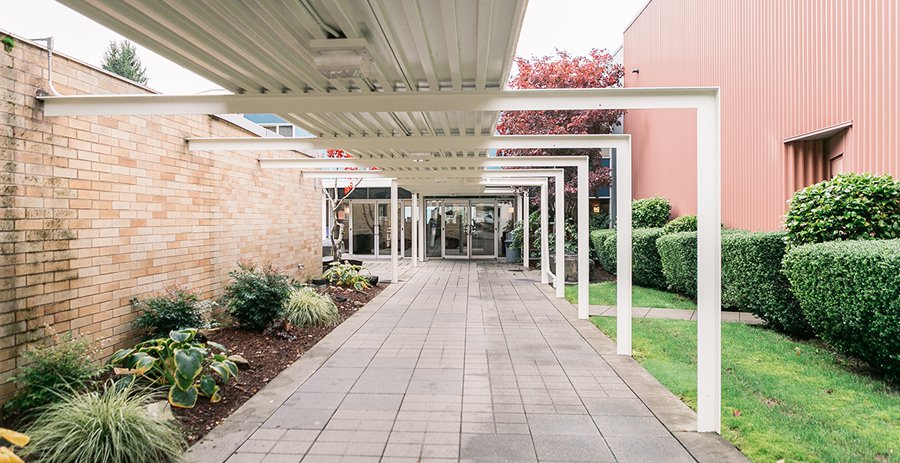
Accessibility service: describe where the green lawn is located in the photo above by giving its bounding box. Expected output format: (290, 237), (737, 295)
(565, 281), (696, 309)
(592, 317), (900, 463)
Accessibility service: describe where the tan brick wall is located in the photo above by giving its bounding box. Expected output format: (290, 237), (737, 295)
(0, 39), (321, 397)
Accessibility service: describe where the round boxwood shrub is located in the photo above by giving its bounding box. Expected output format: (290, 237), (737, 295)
(721, 232), (809, 335)
(632, 197), (671, 228)
(782, 239), (900, 380)
(784, 172), (900, 246)
(663, 215), (697, 234)
(590, 229), (615, 268)
(134, 288), (205, 339)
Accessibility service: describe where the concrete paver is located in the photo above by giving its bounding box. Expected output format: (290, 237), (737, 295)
(190, 260), (747, 463)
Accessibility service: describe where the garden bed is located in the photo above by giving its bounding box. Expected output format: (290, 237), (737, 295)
(174, 283), (384, 445)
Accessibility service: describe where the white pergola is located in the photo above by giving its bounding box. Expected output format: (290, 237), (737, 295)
(41, 87), (722, 432)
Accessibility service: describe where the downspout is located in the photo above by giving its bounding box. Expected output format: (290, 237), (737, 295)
(30, 37), (60, 96)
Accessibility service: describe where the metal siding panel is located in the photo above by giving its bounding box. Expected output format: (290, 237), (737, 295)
(624, 0), (899, 231)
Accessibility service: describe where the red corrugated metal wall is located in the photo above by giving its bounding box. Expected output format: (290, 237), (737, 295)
(623, 0), (900, 230)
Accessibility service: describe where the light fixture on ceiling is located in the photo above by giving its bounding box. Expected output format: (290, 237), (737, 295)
(310, 38), (373, 79)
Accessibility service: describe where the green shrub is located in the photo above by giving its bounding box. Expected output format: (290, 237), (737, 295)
(721, 232), (809, 335)
(656, 231), (698, 297)
(23, 381), (186, 463)
(224, 262), (292, 331)
(589, 229), (665, 288)
(590, 229), (614, 259)
(590, 212), (610, 231)
(632, 228), (667, 289)
(783, 239), (900, 380)
(632, 197), (671, 228)
(662, 215), (697, 234)
(110, 329), (238, 409)
(4, 331), (105, 416)
(283, 287), (339, 327)
(134, 288), (205, 339)
(784, 172), (900, 246)
(322, 262), (372, 290)
(599, 232), (617, 274)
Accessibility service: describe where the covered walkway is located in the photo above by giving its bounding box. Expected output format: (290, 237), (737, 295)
(190, 261), (744, 463)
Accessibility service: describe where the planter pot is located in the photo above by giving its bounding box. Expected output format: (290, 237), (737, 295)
(505, 246), (521, 263)
(310, 278), (329, 286)
(549, 253), (579, 282)
(366, 276), (380, 286)
(341, 258), (364, 266)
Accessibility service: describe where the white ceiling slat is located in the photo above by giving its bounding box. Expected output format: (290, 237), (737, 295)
(57, 0), (257, 93)
(474, 0), (494, 92)
(168, 1), (307, 94)
(279, 0), (330, 40)
(440, 0), (463, 91)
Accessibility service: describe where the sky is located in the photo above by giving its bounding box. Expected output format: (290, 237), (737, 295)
(2, 0), (646, 95)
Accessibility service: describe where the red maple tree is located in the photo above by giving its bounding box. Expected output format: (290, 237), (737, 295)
(496, 49), (624, 211)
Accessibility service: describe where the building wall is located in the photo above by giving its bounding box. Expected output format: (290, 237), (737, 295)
(0, 38), (321, 396)
(623, 0), (900, 230)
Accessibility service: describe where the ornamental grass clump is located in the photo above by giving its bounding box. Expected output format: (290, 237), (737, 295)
(23, 381), (185, 463)
(283, 286), (339, 327)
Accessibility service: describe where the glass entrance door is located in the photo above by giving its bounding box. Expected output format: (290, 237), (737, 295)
(425, 200), (443, 257)
(470, 202), (497, 257)
(443, 202), (469, 258)
(351, 202), (377, 256)
(441, 200), (497, 259)
(377, 203), (392, 257)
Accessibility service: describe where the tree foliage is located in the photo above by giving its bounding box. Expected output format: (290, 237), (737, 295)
(101, 40), (148, 85)
(497, 49), (625, 212)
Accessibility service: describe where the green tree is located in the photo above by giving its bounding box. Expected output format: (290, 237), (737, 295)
(101, 40), (148, 85)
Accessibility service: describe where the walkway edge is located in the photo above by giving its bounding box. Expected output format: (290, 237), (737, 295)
(534, 278), (749, 463)
(185, 283), (402, 463)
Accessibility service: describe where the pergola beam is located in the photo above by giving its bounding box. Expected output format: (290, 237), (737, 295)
(189, 134), (630, 152)
(40, 87), (720, 117)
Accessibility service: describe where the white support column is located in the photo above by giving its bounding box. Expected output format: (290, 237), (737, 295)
(390, 181), (399, 283)
(523, 190), (530, 269)
(696, 96), (722, 433)
(411, 193), (419, 268)
(555, 176), (565, 298)
(540, 181), (549, 285)
(616, 144), (633, 356)
(577, 159), (589, 320)
(419, 196), (426, 262)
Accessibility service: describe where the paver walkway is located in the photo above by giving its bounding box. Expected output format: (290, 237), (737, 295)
(191, 260), (746, 463)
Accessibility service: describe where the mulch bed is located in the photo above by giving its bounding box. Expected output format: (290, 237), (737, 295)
(174, 283), (384, 445)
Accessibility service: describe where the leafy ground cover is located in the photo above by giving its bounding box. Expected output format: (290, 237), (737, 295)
(565, 281), (696, 309)
(592, 317), (900, 463)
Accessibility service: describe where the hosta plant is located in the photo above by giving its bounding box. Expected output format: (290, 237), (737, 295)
(283, 287), (339, 327)
(322, 262), (372, 290)
(0, 428), (29, 463)
(110, 329), (238, 409)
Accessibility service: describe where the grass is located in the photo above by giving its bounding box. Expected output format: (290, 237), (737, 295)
(592, 317), (900, 463)
(565, 281), (696, 309)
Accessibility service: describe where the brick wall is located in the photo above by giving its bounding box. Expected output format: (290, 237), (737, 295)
(0, 37), (321, 397)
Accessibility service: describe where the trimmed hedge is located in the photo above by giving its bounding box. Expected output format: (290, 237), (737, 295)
(632, 197), (671, 228)
(656, 231), (698, 297)
(783, 239), (900, 380)
(591, 228), (666, 289)
(663, 215), (697, 234)
(632, 228), (667, 289)
(656, 230), (744, 299)
(721, 232), (809, 335)
(590, 229), (615, 266)
(784, 172), (900, 246)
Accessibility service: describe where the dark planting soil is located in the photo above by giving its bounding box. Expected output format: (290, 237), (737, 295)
(174, 283), (384, 445)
